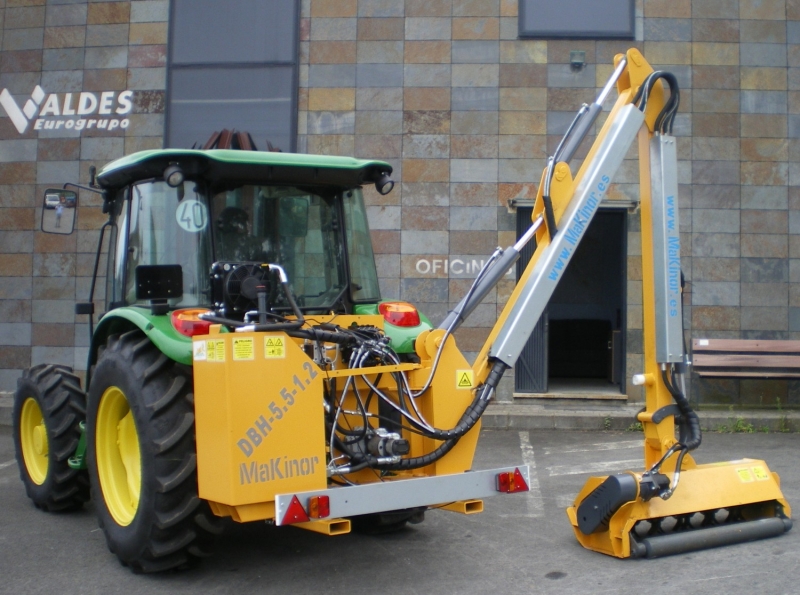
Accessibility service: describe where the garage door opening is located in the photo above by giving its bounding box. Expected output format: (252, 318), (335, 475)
(515, 208), (627, 395)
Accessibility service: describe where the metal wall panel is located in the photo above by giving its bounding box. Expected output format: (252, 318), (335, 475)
(514, 208), (548, 393)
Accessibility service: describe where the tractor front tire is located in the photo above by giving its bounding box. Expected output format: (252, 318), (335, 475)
(87, 330), (221, 573)
(13, 364), (89, 511)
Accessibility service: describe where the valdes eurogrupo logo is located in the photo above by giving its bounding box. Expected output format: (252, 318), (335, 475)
(0, 85), (133, 134)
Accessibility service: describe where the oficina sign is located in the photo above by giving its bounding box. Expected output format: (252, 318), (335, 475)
(0, 85), (133, 134)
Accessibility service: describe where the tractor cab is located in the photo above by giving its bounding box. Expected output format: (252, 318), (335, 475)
(95, 150), (389, 320)
(41, 147), (427, 375)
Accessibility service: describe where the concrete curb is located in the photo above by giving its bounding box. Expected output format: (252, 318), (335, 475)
(2, 393), (796, 433)
(482, 403), (800, 433)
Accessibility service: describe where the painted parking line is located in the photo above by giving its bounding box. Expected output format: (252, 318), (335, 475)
(543, 440), (642, 456)
(556, 494), (576, 509)
(519, 431), (544, 516)
(546, 459), (641, 477)
(0, 459), (16, 471)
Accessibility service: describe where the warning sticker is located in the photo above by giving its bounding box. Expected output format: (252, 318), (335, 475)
(736, 468), (755, 483)
(264, 336), (286, 359)
(207, 339), (225, 362)
(456, 370), (474, 389)
(752, 466), (770, 481)
(193, 340), (207, 361)
(233, 337), (254, 361)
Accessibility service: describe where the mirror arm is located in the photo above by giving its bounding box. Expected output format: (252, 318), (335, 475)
(63, 182), (104, 195)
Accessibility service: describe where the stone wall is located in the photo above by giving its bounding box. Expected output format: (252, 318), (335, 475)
(0, 0), (168, 390)
(296, 0), (800, 407)
(2, 0), (799, 409)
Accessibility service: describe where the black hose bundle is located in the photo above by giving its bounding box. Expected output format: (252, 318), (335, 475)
(374, 360), (508, 470)
(661, 367), (701, 452)
(632, 70), (680, 135)
(650, 265), (700, 492)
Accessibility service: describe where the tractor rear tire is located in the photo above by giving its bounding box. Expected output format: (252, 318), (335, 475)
(87, 330), (222, 573)
(13, 364), (90, 511)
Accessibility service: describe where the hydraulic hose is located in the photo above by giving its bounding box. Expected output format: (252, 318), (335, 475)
(661, 367), (701, 451)
(230, 278), (308, 333)
(370, 435), (459, 471)
(380, 358), (508, 442)
(373, 360), (509, 470)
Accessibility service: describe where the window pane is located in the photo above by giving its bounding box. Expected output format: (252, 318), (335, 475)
(210, 186), (348, 312)
(519, 0), (634, 39)
(167, 66), (294, 150)
(125, 181), (212, 307)
(343, 189), (381, 303)
(171, 0), (296, 64)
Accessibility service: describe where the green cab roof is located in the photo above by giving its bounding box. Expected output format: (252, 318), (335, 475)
(97, 149), (393, 190)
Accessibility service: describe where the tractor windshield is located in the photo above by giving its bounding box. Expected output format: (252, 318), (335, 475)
(210, 185), (379, 310)
(111, 180), (380, 313)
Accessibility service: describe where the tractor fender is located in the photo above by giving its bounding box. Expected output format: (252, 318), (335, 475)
(88, 308), (192, 388)
(353, 303), (433, 353)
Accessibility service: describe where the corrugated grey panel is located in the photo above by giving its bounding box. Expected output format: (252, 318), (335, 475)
(514, 207), (547, 393)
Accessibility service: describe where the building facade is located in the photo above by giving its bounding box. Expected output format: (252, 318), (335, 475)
(1, 0), (799, 409)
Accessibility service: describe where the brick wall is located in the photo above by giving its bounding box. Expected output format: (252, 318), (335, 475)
(0, 0), (168, 391)
(2, 0), (799, 409)
(297, 0), (800, 407)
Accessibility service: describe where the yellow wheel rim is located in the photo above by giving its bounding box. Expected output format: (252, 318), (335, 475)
(96, 386), (141, 526)
(20, 398), (48, 485)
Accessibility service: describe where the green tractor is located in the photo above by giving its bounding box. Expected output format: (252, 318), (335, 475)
(14, 148), (439, 572)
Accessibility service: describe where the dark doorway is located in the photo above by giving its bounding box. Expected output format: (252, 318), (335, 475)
(549, 319), (611, 378)
(515, 208), (627, 394)
(514, 208), (548, 393)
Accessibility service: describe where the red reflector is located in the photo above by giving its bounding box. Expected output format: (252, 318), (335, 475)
(379, 301), (421, 327)
(496, 468), (529, 494)
(281, 495), (310, 525)
(308, 495), (330, 519)
(170, 308), (213, 337)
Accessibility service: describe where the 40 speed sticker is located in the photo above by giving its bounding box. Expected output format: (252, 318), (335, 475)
(176, 199), (208, 232)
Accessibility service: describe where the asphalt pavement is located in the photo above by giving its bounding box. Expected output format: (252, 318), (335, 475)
(1, 426), (798, 595)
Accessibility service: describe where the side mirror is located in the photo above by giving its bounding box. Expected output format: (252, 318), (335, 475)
(41, 189), (77, 235)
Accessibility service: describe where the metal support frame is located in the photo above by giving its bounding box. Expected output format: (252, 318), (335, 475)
(275, 465), (530, 525)
(489, 104), (644, 368)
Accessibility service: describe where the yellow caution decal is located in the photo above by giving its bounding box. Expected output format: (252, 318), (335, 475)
(207, 339), (225, 362)
(457, 369), (474, 389)
(233, 337), (254, 361)
(752, 466), (770, 481)
(264, 336), (286, 358)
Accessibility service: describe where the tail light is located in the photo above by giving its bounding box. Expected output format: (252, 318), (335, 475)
(497, 468), (529, 493)
(308, 495), (330, 519)
(379, 302), (420, 327)
(170, 308), (213, 337)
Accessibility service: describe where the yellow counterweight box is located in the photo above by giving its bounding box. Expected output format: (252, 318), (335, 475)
(192, 330), (327, 521)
